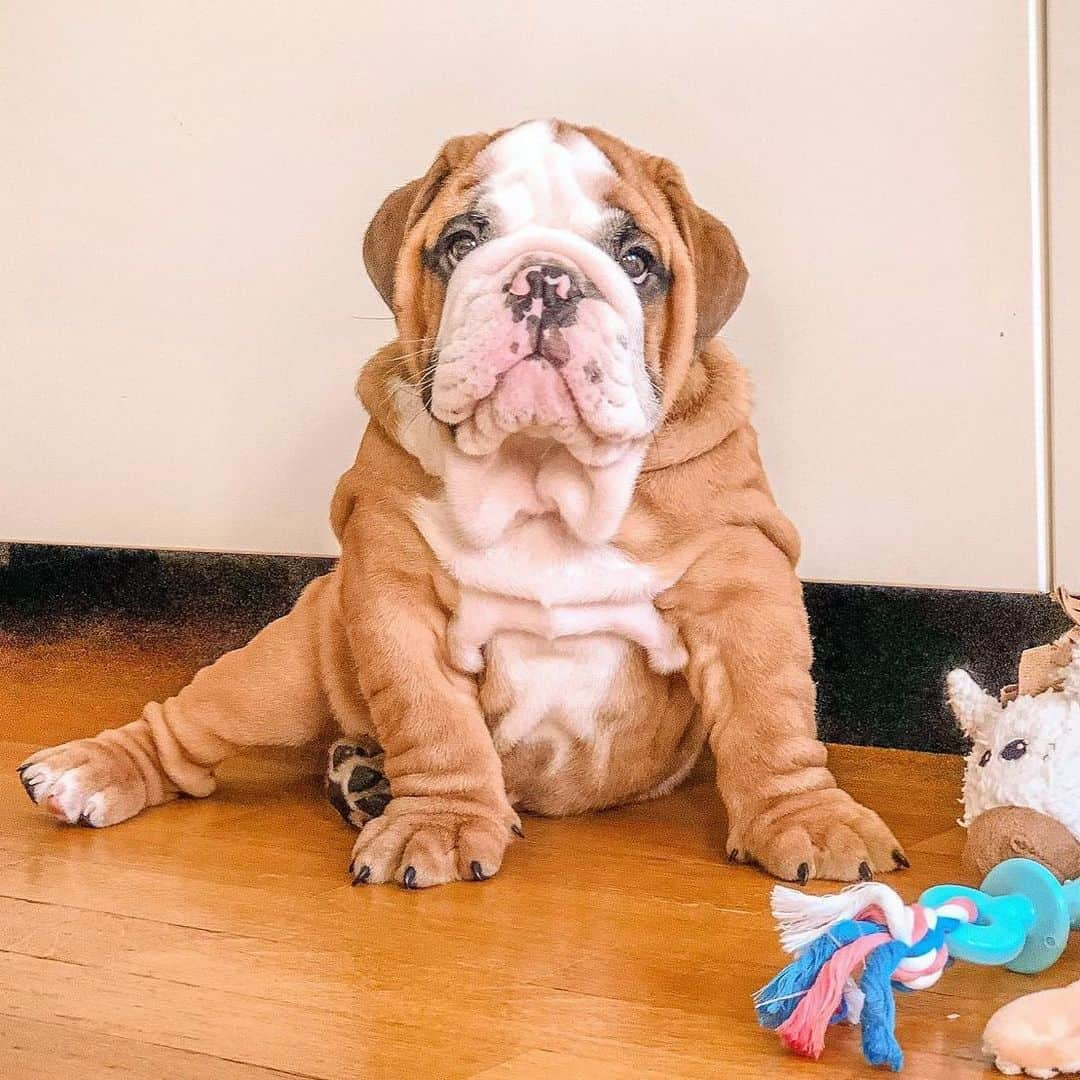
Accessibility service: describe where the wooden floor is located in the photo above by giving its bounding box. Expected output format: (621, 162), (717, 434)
(2, 626), (1077, 1079)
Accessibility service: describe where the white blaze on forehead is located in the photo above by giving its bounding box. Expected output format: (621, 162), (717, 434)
(477, 120), (616, 235)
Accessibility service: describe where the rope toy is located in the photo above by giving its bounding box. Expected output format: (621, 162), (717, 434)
(754, 858), (1080, 1071)
(754, 884), (976, 1069)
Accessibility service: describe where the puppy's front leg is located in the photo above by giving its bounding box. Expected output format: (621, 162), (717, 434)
(670, 526), (905, 882)
(338, 500), (518, 889)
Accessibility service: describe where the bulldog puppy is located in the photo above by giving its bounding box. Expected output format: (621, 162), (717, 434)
(18, 120), (904, 888)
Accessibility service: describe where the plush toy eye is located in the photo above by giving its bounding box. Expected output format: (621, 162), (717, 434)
(978, 749), (992, 767)
(1000, 739), (1028, 761)
(620, 247), (653, 284)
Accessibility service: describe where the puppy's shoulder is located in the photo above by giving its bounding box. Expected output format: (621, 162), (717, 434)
(628, 349), (799, 566)
(330, 416), (438, 542)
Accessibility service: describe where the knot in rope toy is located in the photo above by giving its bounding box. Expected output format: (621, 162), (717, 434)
(755, 859), (1080, 1071)
(754, 883), (977, 1070)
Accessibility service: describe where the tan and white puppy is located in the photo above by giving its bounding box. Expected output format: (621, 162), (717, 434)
(18, 120), (904, 888)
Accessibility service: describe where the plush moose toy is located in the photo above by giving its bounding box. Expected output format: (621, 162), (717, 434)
(947, 588), (1080, 884)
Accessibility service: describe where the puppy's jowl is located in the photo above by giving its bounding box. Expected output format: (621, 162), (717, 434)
(19, 120), (903, 888)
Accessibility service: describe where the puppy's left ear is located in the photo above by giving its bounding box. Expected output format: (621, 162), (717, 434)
(657, 161), (748, 349)
(363, 133), (491, 312)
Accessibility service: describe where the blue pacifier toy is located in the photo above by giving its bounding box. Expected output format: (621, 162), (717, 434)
(921, 857), (1080, 973)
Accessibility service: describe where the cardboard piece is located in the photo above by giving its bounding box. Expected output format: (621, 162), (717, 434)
(1000, 587), (1080, 704)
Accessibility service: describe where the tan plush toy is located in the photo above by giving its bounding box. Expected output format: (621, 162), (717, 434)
(947, 588), (1080, 884)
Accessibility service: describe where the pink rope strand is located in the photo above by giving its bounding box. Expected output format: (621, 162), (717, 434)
(777, 932), (891, 1059)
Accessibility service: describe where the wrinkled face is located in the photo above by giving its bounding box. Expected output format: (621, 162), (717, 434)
(365, 120), (747, 470)
(422, 122), (668, 466)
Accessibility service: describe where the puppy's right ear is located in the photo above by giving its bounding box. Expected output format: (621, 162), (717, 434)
(363, 176), (432, 311)
(363, 133), (491, 313)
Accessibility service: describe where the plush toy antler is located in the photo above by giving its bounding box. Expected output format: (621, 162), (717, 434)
(1062, 640), (1080, 701)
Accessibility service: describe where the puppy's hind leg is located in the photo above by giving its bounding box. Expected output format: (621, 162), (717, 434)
(325, 738), (392, 829)
(19, 571), (364, 827)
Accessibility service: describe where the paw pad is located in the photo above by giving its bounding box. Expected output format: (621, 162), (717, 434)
(326, 739), (392, 829)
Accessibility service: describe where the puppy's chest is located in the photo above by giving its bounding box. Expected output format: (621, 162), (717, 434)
(411, 492), (687, 750)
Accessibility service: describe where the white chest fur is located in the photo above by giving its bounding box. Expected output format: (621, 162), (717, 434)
(406, 430), (687, 751)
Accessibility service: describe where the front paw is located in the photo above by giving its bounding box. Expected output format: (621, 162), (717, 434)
(727, 787), (907, 883)
(348, 796), (521, 889)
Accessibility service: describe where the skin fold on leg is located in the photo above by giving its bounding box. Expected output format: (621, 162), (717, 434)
(18, 571), (371, 827)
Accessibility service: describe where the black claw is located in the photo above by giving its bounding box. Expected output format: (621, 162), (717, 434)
(17, 770), (38, 802)
(893, 849), (910, 870)
(402, 866), (418, 889)
(727, 849), (739, 862)
(511, 824), (525, 839)
(352, 864), (371, 885)
(796, 862), (810, 885)
(77, 811), (95, 828)
(859, 861), (874, 881)
(470, 860), (487, 882)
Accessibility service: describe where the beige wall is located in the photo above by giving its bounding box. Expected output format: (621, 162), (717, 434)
(0, 2), (1057, 589)
(1049, 0), (1080, 589)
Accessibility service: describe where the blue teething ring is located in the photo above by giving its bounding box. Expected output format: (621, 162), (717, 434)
(920, 858), (1078, 974)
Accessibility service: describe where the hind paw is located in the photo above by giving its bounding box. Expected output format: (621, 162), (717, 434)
(18, 738), (152, 827)
(326, 738), (392, 828)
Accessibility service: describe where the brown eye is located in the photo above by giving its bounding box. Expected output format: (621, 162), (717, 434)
(447, 233), (478, 265)
(620, 247), (653, 284)
(426, 214), (489, 279)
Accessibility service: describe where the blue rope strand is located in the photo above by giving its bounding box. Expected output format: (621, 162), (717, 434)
(753, 920), (885, 1029)
(859, 939), (909, 1071)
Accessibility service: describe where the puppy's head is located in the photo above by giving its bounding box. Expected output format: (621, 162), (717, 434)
(364, 120), (746, 466)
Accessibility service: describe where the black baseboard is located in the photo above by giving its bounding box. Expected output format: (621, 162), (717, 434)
(803, 583), (1069, 753)
(0, 544), (1069, 754)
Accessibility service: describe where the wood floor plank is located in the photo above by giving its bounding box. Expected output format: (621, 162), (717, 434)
(0, 1014), (307, 1080)
(468, 1048), (698, 1079)
(1, 624), (1074, 1079)
(0, 951), (509, 1079)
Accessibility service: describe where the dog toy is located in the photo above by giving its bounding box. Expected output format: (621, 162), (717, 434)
(947, 588), (1080, 882)
(982, 978), (1080, 1077)
(754, 858), (1080, 1071)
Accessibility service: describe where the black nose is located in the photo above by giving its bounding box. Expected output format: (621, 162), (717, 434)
(505, 263), (582, 326)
